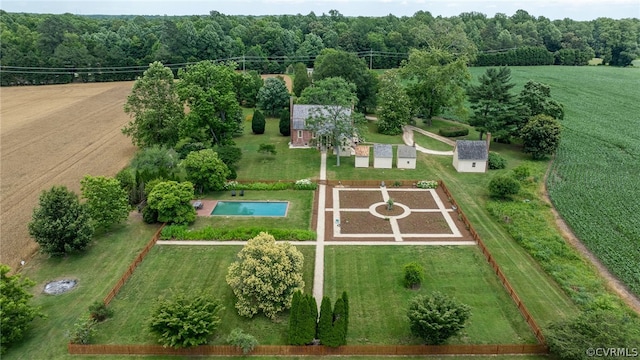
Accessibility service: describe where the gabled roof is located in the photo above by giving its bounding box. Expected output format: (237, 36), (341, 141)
(291, 104), (351, 130)
(397, 145), (417, 159)
(355, 145), (370, 157)
(455, 140), (488, 161)
(373, 144), (393, 158)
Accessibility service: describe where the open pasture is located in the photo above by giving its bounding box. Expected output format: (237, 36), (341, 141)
(0, 82), (137, 270)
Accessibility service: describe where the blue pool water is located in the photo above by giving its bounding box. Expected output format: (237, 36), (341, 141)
(211, 201), (288, 216)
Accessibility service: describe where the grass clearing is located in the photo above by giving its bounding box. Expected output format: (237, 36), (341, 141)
(4, 219), (160, 360)
(412, 131), (454, 151)
(235, 115), (319, 181)
(192, 190), (314, 232)
(94, 245), (316, 345)
(323, 246), (537, 345)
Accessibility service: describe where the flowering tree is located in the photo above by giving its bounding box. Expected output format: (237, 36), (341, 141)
(226, 232), (304, 319)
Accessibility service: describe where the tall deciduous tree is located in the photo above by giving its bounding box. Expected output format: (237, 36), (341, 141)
(183, 149), (230, 193)
(313, 48), (378, 112)
(520, 114), (561, 159)
(304, 105), (358, 167)
(146, 181), (196, 224)
(257, 77), (290, 116)
(292, 62), (311, 97)
(80, 175), (130, 231)
(0, 265), (43, 354)
(467, 66), (520, 140)
(28, 186), (94, 256)
(407, 292), (471, 345)
(226, 232), (304, 320)
(123, 61), (183, 148)
(377, 70), (411, 135)
(401, 49), (470, 126)
(297, 77), (357, 107)
(518, 80), (565, 120)
(177, 61), (243, 146)
(148, 291), (223, 348)
(234, 70), (263, 107)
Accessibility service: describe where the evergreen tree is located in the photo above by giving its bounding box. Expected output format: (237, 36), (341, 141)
(467, 67), (520, 141)
(325, 297), (346, 347)
(341, 291), (349, 340)
(317, 296), (333, 343)
(251, 110), (266, 134)
(279, 109), (291, 136)
(305, 294), (318, 343)
(292, 62), (311, 97)
(288, 290), (303, 345)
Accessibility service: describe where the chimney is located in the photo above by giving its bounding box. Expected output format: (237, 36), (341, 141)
(485, 132), (491, 173)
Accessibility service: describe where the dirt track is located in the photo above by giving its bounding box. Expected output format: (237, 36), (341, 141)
(1, 82), (137, 270)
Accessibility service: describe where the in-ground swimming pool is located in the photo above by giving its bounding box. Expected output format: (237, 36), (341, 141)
(211, 201), (289, 216)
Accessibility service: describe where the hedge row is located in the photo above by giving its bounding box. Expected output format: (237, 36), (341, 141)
(160, 225), (316, 241)
(438, 126), (469, 137)
(224, 181), (317, 191)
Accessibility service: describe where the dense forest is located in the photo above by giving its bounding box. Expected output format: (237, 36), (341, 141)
(1, 9), (638, 85)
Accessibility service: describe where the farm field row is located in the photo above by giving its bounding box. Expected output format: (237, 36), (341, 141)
(0, 81), (137, 270)
(481, 66), (640, 296)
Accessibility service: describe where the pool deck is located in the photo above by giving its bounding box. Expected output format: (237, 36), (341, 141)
(192, 200), (217, 216)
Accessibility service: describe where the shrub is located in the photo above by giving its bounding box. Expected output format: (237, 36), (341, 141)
(403, 262), (425, 289)
(258, 143), (277, 156)
(160, 225), (316, 241)
(512, 164), (532, 182)
(438, 126), (469, 137)
(252, 110), (266, 134)
(68, 316), (97, 345)
(141, 205), (158, 224)
(226, 328), (258, 354)
(488, 175), (521, 198)
(416, 180), (438, 189)
(224, 181), (293, 191)
(279, 109), (291, 136)
(294, 179), (317, 190)
(407, 292), (471, 345)
(148, 291), (223, 348)
(317, 297), (333, 343)
(88, 301), (113, 322)
(487, 152), (507, 169)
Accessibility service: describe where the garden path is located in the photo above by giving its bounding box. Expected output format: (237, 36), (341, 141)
(402, 125), (454, 155)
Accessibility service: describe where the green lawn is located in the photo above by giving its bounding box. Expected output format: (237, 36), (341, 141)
(323, 246), (537, 345)
(412, 131), (454, 152)
(360, 121), (403, 144)
(94, 245), (316, 345)
(4, 219), (161, 360)
(234, 116), (320, 181)
(192, 190), (314, 232)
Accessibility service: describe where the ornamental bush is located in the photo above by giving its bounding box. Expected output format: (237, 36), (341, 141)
(416, 180), (438, 189)
(488, 175), (521, 199)
(148, 291), (223, 348)
(226, 232), (304, 319)
(226, 328), (258, 354)
(252, 110), (266, 134)
(403, 262), (425, 289)
(407, 292), (471, 345)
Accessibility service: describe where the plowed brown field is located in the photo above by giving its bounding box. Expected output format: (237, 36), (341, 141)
(1, 82), (137, 270)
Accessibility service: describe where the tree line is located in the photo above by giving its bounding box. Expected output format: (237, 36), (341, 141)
(1, 9), (639, 85)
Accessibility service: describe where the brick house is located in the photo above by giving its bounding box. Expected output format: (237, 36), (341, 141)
(290, 102), (353, 150)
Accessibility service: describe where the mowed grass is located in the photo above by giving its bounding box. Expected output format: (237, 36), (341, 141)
(413, 131), (454, 152)
(235, 115), (320, 181)
(323, 246), (537, 345)
(192, 190), (314, 231)
(4, 219), (160, 360)
(94, 244), (316, 345)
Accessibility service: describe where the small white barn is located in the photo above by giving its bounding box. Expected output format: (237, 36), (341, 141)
(397, 145), (417, 169)
(355, 145), (370, 168)
(373, 144), (393, 169)
(452, 140), (488, 173)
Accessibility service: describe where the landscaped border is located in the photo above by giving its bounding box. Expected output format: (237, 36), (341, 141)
(71, 180), (548, 356)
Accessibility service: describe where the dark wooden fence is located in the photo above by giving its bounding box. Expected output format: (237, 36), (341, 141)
(103, 224), (165, 306)
(438, 181), (546, 344)
(71, 180), (549, 356)
(69, 343), (548, 356)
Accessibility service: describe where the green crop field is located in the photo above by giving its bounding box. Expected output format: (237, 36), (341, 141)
(468, 66), (640, 296)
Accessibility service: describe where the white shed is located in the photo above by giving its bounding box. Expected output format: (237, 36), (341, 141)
(355, 145), (370, 168)
(373, 144), (393, 169)
(397, 145), (417, 169)
(452, 140), (488, 173)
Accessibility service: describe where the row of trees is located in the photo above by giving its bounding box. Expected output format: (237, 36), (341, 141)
(288, 291), (349, 347)
(2, 9), (638, 85)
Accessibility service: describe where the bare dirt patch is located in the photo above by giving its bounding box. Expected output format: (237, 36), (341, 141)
(375, 204), (404, 217)
(340, 212), (393, 234)
(261, 74), (293, 93)
(387, 190), (438, 209)
(397, 213), (452, 234)
(339, 190), (384, 208)
(1, 82), (137, 270)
